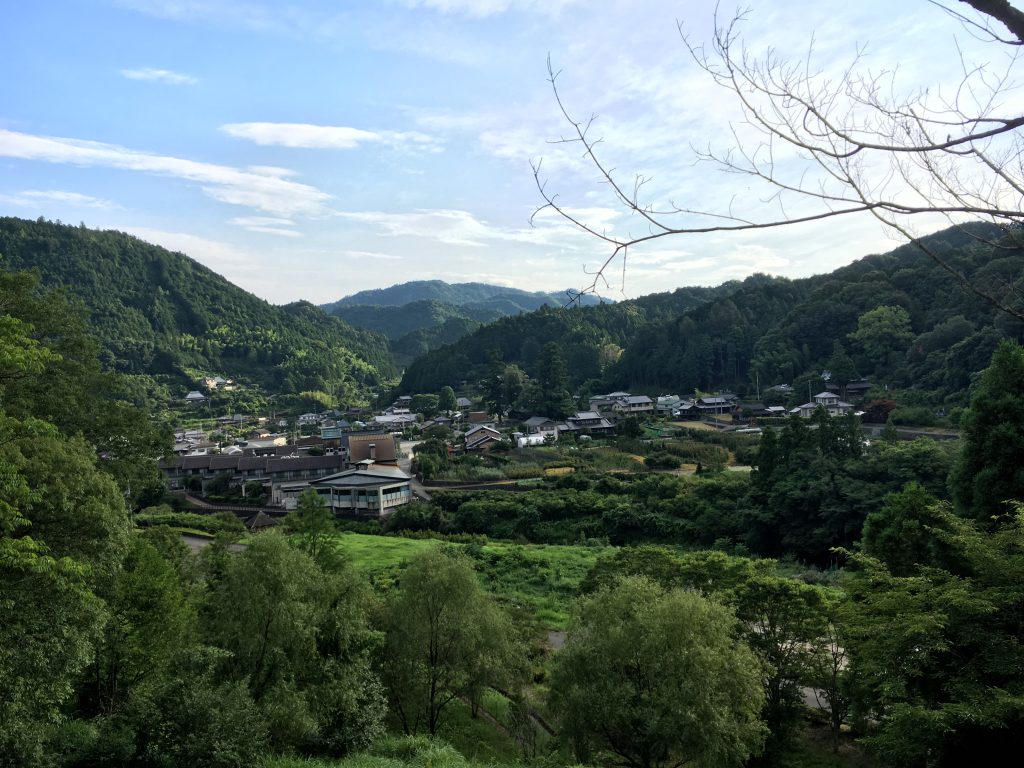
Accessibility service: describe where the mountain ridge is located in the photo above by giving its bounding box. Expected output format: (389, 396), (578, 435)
(0, 217), (394, 404)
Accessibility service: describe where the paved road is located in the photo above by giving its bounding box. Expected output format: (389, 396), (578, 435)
(398, 440), (431, 500)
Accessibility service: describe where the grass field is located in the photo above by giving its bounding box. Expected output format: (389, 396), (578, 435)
(328, 532), (605, 630)
(668, 420), (722, 431)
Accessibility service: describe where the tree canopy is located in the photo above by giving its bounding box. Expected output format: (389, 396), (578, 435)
(550, 576), (767, 768)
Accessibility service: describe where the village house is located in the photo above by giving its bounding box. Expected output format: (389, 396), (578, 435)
(465, 424), (503, 451)
(613, 395), (654, 415)
(791, 391), (855, 418)
(655, 395), (683, 414)
(522, 415), (559, 441)
(297, 412), (324, 427)
(559, 411), (615, 436)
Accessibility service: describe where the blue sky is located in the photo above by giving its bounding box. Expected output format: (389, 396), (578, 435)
(0, 1), (1002, 303)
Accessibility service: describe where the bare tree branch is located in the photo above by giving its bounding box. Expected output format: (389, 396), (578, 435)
(534, 2), (1024, 320)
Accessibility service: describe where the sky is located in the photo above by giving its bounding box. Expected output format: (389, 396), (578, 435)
(0, 1), (1009, 304)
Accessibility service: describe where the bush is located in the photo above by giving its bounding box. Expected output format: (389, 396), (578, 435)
(134, 507), (245, 536)
(645, 452), (682, 470)
(890, 405), (938, 427)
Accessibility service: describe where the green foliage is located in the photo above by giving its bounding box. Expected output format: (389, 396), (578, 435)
(842, 507), (1024, 765)
(402, 224), (1022, 406)
(0, 266), (170, 506)
(749, 413), (953, 563)
(550, 576), (767, 768)
(0, 217), (394, 400)
(847, 305), (913, 377)
(378, 548), (523, 736)
(950, 340), (1024, 525)
(86, 537), (196, 714)
(438, 386), (457, 413)
(134, 507), (245, 536)
(287, 489), (339, 567)
(861, 484), (953, 576)
(204, 532), (385, 754)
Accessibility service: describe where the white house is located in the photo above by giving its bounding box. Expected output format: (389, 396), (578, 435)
(791, 391), (854, 418)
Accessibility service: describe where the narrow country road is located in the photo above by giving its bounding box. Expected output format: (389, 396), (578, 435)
(398, 440), (431, 500)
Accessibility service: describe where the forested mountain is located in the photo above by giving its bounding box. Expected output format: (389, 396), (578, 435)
(324, 279), (606, 311)
(398, 278), (757, 394)
(400, 225), (1024, 405)
(0, 218), (394, 402)
(325, 280), (610, 365)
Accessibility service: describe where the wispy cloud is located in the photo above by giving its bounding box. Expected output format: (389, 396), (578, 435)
(120, 67), (197, 85)
(228, 215), (301, 237)
(221, 122), (441, 152)
(0, 189), (119, 209)
(337, 205), (621, 249)
(0, 129), (329, 217)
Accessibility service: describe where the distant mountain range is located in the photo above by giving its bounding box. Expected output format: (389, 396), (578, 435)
(6, 218), (1019, 412)
(323, 280), (605, 311)
(323, 280), (608, 364)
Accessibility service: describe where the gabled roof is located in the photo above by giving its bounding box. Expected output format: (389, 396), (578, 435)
(625, 395), (653, 404)
(244, 511), (279, 530)
(524, 415), (557, 427)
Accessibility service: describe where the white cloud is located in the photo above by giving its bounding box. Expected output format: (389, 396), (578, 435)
(0, 129), (330, 217)
(120, 67), (197, 85)
(228, 216), (301, 237)
(0, 189), (119, 209)
(246, 165), (299, 177)
(335, 206), (609, 249)
(221, 122), (441, 152)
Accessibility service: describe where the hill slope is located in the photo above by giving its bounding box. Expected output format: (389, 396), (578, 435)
(0, 217), (394, 400)
(399, 225), (1024, 406)
(325, 281), (611, 365)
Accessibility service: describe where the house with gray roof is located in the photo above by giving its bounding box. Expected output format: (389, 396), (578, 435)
(791, 391), (854, 418)
(275, 465), (412, 518)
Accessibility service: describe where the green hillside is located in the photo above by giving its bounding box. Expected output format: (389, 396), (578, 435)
(0, 217), (395, 402)
(325, 282), (610, 365)
(329, 299), (504, 341)
(399, 225), (1024, 406)
(397, 279), (743, 394)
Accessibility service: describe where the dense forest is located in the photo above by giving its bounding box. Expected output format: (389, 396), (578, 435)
(325, 282), (607, 365)
(400, 224), (1024, 406)
(0, 218), (395, 404)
